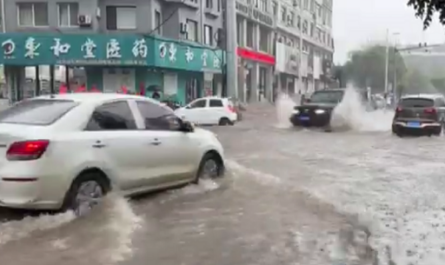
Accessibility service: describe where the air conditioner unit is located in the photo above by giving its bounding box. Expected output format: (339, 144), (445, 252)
(78, 14), (92, 26)
(180, 22), (188, 34)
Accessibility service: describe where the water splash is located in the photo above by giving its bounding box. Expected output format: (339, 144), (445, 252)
(330, 87), (394, 132)
(0, 193), (143, 265)
(275, 92), (297, 129)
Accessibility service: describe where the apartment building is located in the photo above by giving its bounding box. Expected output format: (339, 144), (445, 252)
(274, 0), (334, 95)
(0, 0), (225, 104)
(232, 0), (333, 102)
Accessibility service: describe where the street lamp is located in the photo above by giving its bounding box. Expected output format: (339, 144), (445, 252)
(384, 30), (400, 106)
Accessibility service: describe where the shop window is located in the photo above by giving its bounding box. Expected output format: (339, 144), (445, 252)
(57, 3), (79, 27)
(259, 25), (269, 53)
(106, 6), (136, 30)
(246, 21), (254, 48)
(204, 25), (213, 46)
(17, 3), (48, 27)
(186, 19), (198, 42)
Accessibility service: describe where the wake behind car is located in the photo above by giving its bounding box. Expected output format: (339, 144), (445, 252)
(392, 94), (445, 137)
(290, 89), (345, 130)
(0, 93), (225, 215)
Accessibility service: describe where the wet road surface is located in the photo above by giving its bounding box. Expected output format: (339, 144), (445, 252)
(1, 103), (445, 265)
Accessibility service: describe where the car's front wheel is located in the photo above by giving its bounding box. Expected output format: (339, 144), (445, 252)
(219, 117), (232, 126)
(62, 171), (109, 216)
(193, 152), (224, 184)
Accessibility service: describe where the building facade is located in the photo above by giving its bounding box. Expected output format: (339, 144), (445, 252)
(0, 0), (225, 104)
(232, 0), (334, 102)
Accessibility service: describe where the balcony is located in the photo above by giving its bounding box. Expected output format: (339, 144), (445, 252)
(205, 7), (220, 18)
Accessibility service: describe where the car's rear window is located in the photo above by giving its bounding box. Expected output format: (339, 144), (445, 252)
(400, 98), (434, 108)
(0, 99), (79, 125)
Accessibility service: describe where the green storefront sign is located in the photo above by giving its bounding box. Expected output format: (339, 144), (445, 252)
(0, 33), (224, 72)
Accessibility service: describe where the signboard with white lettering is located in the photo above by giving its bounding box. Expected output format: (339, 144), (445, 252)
(235, 1), (274, 27)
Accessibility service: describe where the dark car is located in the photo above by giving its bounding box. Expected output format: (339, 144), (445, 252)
(392, 94), (445, 137)
(290, 89), (345, 130)
(290, 88), (376, 130)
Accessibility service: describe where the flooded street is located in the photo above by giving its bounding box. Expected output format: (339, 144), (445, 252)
(1, 97), (445, 265)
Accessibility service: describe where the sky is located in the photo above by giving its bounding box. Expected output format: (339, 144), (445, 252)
(333, 0), (445, 64)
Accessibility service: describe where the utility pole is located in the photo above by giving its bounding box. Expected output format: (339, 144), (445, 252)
(384, 29), (389, 96)
(225, 0), (238, 98)
(298, 1), (304, 95)
(392, 32), (400, 104)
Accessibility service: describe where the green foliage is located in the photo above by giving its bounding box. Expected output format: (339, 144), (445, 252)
(407, 0), (445, 29)
(400, 68), (435, 94)
(336, 45), (406, 91)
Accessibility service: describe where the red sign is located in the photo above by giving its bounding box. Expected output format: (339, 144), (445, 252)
(237, 47), (275, 65)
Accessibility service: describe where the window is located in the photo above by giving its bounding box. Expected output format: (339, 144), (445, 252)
(206, 0), (213, 9)
(186, 19), (198, 42)
(217, 0), (221, 11)
(281, 6), (286, 22)
(58, 3), (78, 27)
(106, 6), (136, 30)
(189, 99), (207, 108)
(86, 101), (136, 130)
(297, 15), (301, 29)
(0, 99), (78, 126)
(136, 101), (180, 131)
(209, 99), (223, 107)
(304, 0), (309, 9)
(259, 0), (267, 12)
(288, 11), (294, 26)
(259, 26), (269, 52)
(302, 20), (308, 34)
(246, 21), (254, 47)
(17, 3), (48, 26)
(236, 19), (243, 45)
(204, 25), (213, 45)
(154, 10), (161, 34)
(272, 2), (277, 17)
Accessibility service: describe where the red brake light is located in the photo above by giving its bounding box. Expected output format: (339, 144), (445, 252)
(424, 108), (436, 114)
(396, 107), (402, 112)
(227, 105), (235, 112)
(6, 140), (50, 161)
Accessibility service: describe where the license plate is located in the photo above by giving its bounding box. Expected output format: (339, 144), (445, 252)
(299, 116), (310, 121)
(407, 121), (421, 128)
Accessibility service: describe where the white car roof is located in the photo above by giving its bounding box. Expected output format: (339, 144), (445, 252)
(33, 93), (162, 105)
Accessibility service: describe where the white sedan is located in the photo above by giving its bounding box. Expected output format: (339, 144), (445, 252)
(175, 97), (238, 126)
(0, 93), (225, 214)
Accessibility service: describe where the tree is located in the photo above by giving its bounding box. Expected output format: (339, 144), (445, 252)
(336, 45), (406, 91)
(400, 68), (435, 95)
(407, 0), (445, 29)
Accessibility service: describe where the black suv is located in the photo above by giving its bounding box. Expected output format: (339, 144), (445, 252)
(290, 88), (377, 131)
(392, 94), (445, 137)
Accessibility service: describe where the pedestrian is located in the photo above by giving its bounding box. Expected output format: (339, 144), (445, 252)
(152, 90), (161, 100)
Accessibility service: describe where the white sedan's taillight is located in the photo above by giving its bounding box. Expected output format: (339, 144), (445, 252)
(6, 140), (50, 161)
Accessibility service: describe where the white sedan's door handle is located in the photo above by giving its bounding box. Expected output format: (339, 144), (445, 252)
(151, 138), (161, 146)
